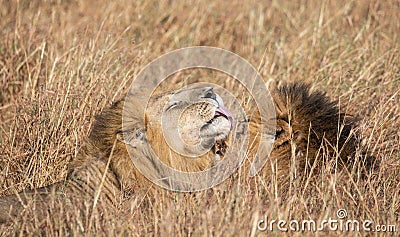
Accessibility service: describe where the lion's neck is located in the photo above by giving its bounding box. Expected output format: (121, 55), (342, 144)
(146, 123), (215, 172)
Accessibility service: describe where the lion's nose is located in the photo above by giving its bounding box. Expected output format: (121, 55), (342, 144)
(203, 88), (216, 100)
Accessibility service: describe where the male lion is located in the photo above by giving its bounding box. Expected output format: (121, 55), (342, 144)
(0, 82), (370, 223)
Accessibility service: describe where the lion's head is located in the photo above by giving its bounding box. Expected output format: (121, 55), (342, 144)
(149, 86), (234, 159)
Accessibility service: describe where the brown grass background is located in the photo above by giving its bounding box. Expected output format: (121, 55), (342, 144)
(0, 0), (399, 236)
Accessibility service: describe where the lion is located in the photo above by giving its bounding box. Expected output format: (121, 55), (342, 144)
(262, 82), (366, 182)
(0, 84), (235, 223)
(0, 82), (370, 223)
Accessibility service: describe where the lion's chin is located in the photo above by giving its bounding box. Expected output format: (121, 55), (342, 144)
(201, 117), (232, 162)
(201, 116), (232, 141)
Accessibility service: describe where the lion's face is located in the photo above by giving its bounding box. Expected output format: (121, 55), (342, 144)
(148, 85), (234, 158)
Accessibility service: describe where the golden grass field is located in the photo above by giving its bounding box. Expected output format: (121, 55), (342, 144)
(0, 0), (399, 236)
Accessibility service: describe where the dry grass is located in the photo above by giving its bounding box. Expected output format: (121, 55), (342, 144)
(0, 0), (399, 236)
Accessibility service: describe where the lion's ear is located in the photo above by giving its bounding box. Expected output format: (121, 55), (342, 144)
(116, 128), (147, 148)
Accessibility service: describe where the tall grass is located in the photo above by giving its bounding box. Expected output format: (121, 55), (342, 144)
(0, 0), (399, 235)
